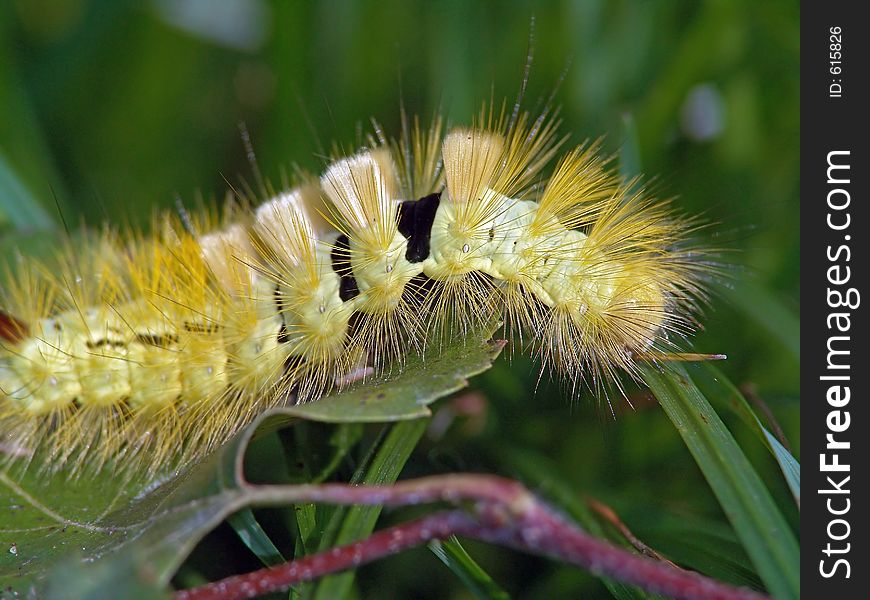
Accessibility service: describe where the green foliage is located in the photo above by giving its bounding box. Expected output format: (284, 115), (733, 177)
(0, 1), (798, 598)
(642, 364), (799, 599)
(429, 537), (511, 600)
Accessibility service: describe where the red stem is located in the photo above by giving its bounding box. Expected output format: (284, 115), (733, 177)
(175, 511), (474, 600)
(175, 476), (771, 600)
(468, 500), (769, 600)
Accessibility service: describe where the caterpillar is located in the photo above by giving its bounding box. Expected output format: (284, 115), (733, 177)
(0, 105), (709, 479)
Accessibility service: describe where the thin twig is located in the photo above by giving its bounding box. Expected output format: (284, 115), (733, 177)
(175, 475), (771, 600)
(586, 496), (680, 567)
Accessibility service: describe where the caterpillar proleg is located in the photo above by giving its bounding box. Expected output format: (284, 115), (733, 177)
(0, 106), (710, 478)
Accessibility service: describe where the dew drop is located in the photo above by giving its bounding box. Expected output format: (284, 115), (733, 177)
(385, 264), (393, 273)
(461, 243), (470, 253)
(206, 366), (214, 375)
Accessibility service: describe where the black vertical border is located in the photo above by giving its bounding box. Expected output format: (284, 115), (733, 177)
(802, 2), (868, 596)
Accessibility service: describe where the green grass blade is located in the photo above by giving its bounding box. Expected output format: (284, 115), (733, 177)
(429, 537), (511, 600)
(692, 363), (800, 507)
(641, 363), (799, 599)
(0, 149), (55, 231)
(312, 419), (428, 600)
(227, 509), (286, 567)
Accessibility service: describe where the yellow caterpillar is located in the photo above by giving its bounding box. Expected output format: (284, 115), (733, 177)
(0, 106), (707, 478)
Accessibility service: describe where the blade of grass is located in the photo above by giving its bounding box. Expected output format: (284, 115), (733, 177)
(288, 423), (361, 599)
(290, 503), (318, 600)
(227, 509), (286, 567)
(0, 28), (71, 229)
(691, 363), (800, 508)
(312, 424), (364, 483)
(311, 419), (428, 600)
(641, 363), (799, 600)
(429, 536), (511, 600)
(312, 425), (391, 558)
(0, 149), (55, 231)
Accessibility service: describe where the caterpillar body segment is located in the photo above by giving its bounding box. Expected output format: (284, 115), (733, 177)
(0, 108), (707, 477)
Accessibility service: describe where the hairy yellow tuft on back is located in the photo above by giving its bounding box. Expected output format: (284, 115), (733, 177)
(322, 150), (399, 253)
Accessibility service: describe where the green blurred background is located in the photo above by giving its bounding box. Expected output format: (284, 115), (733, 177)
(0, 1), (798, 598)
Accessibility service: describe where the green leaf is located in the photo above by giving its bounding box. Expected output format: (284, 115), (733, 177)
(285, 335), (506, 422)
(641, 363), (799, 600)
(429, 536), (511, 600)
(41, 551), (170, 600)
(0, 326), (504, 596)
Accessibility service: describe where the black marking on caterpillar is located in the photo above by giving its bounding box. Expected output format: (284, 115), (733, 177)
(183, 322), (222, 334)
(331, 234), (361, 302)
(277, 323), (290, 345)
(85, 338), (126, 351)
(134, 333), (180, 348)
(397, 192), (442, 263)
(273, 283), (291, 345)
